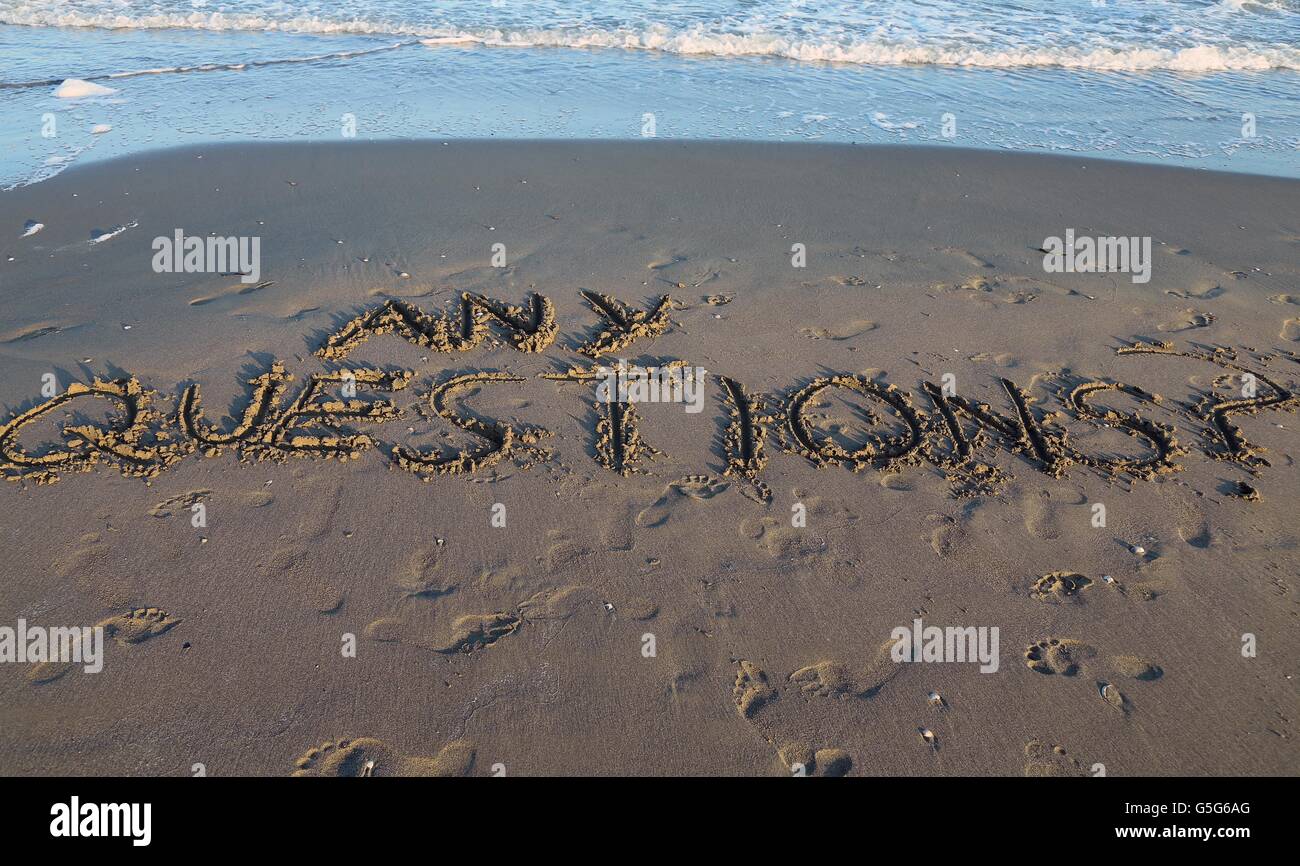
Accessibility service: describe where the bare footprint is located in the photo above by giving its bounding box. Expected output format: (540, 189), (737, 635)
(395, 544), (455, 598)
(1024, 638), (1095, 675)
(432, 613), (521, 654)
(732, 660), (776, 719)
(292, 737), (475, 777)
(1023, 739), (1089, 777)
(1029, 571), (1093, 602)
(107, 607), (181, 644)
(789, 660), (855, 699)
(28, 607), (181, 684)
(543, 530), (593, 573)
(1110, 654), (1164, 681)
(799, 319), (876, 341)
(1022, 492), (1062, 540)
(1027, 640), (1163, 714)
(635, 475), (730, 528)
(148, 489), (211, 518)
(789, 640), (905, 701)
(937, 247), (994, 269)
(926, 512), (973, 558)
(1157, 309), (1214, 332)
(776, 742), (854, 777)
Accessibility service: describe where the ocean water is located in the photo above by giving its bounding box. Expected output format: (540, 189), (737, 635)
(1, 0), (1297, 187)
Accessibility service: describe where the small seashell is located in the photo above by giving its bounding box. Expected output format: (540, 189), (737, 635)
(927, 691), (943, 707)
(1102, 574), (1114, 584)
(919, 727), (936, 746)
(1131, 545), (1145, 556)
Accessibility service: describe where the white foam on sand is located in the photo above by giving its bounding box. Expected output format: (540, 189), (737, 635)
(54, 79), (117, 98)
(89, 220), (138, 244)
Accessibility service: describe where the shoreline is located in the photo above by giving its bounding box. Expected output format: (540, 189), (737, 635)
(9, 138), (1300, 196)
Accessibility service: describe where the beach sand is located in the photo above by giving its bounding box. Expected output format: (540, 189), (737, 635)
(0, 141), (1297, 776)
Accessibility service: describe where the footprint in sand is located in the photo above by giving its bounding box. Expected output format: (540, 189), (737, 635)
(635, 475), (729, 528)
(188, 280), (274, 307)
(789, 641), (905, 702)
(1157, 309), (1214, 332)
(238, 489), (275, 508)
(292, 737), (475, 777)
(1023, 739), (1090, 777)
(108, 607), (181, 644)
(799, 319), (876, 341)
(1022, 491), (1063, 541)
(365, 609), (520, 654)
(1164, 283), (1224, 300)
(433, 613), (522, 653)
(937, 247), (994, 269)
(0, 321), (75, 344)
(29, 607), (181, 684)
(1029, 571), (1093, 603)
(148, 489), (212, 518)
(1281, 318), (1300, 342)
(1025, 639), (1163, 713)
(967, 351), (1020, 369)
(732, 660), (776, 719)
(599, 501), (637, 552)
(542, 530), (593, 573)
(788, 660), (856, 699)
(926, 512), (973, 558)
(739, 514), (828, 561)
(777, 742), (854, 777)
(730, 662), (857, 776)
(1024, 638), (1095, 676)
(946, 274), (994, 294)
(734, 654), (898, 775)
(1110, 654), (1164, 681)
(395, 544), (456, 598)
(516, 585), (595, 624)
